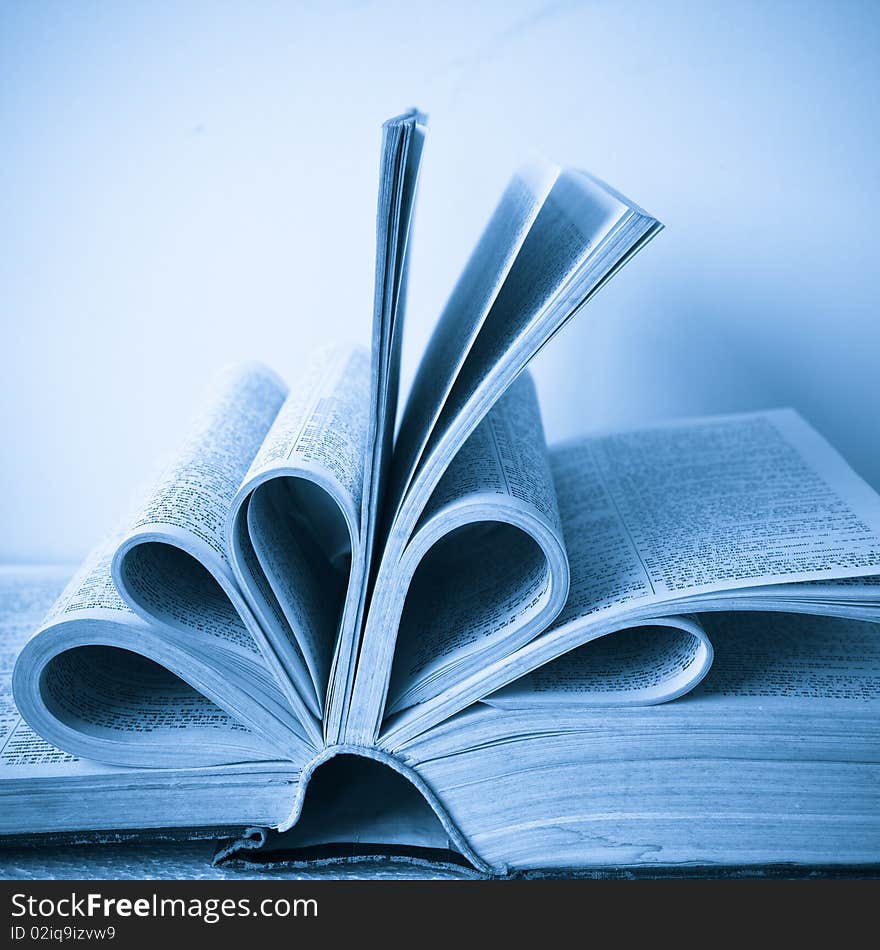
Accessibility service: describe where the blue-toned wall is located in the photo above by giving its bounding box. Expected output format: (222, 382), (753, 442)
(2, 1), (878, 562)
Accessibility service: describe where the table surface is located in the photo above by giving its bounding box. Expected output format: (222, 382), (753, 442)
(0, 841), (472, 880)
(2, 841), (877, 880)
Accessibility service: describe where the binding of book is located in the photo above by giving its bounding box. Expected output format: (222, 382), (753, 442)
(3, 111), (879, 875)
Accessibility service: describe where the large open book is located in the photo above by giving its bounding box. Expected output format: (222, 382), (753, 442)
(5, 112), (880, 874)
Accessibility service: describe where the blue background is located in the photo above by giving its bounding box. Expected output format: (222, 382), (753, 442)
(2, 0), (878, 562)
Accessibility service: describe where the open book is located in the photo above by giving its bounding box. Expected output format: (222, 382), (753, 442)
(5, 112), (880, 874)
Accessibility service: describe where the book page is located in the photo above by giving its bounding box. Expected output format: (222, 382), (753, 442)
(0, 568), (78, 778)
(325, 111), (427, 742)
(395, 169), (630, 525)
(230, 345), (370, 714)
(128, 363), (286, 564)
(377, 408), (880, 748)
(546, 408), (880, 629)
(707, 574), (880, 615)
(384, 373), (568, 714)
(0, 567), (254, 779)
(12, 550), (310, 767)
(390, 161), (557, 520)
(488, 612), (880, 707)
(694, 611), (880, 702)
(113, 363), (287, 651)
(349, 168), (658, 743)
(483, 618), (709, 708)
(61, 539), (260, 657)
(40, 645), (256, 747)
(242, 346), (369, 514)
(416, 372), (561, 531)
(0, 568), (302, 840)
(586, 409), (880, 599)
(547, 438), (657, 627)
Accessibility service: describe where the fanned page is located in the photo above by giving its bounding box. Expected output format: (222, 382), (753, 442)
(0, 568), (298, 838)
(13, 352), (376, 766)
(228, 346), (371, 731)
(381, 408), (880, 749)
(10, 112), (428, 772)
(325, 110), (426, 743)
(14, 543), (305, 768)
(384, 372), (569, 717)
(347, 166), (663, 743)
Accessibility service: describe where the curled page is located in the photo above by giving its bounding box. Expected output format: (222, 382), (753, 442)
(13, 545), (307, 768)
(325, 110), (427, 742)
(107, 363), (326, 745)
(1, 568), (300, 838)
(400, 611), (880, 872)
(481, 617), (713, 709)
(381, 373), (568, 716)
(349, 166), (662, 743)
(381, 408), (880, 749)
(228, 345), (369, 724)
